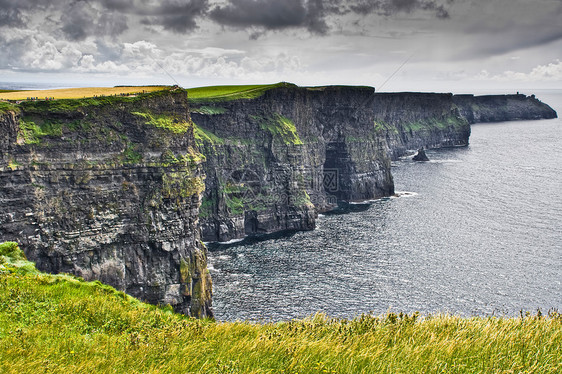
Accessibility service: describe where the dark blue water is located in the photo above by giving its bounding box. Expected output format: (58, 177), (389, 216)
(208, 92), (561, 321)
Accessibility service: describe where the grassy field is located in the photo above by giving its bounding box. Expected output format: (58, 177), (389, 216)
(1, 241), (561, 373)
(0, 86), (168, 100)
(187, 83), (294, 102)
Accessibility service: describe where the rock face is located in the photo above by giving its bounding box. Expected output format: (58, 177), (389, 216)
(191, 85), (394, 242)
(191, 86), (556, 242)
(0, 89), (212, 318)
(372, 92), (472, 160)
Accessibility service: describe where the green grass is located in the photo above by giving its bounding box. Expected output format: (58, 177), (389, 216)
(17, 119), (64, 145)
(132, 112), (191, 134)
(403, 116), (469, 133)
(193, 122), (224, 146)
(191, 106), (228, 115)
(1, 241), (562, 373)
(187, 82), (295, 103)
(0, 101), (19, 113)
(256, 113), (303, 145)
(18, 88), (177, 114)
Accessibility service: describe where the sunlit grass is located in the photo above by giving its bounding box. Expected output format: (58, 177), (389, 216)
(187, 82), (294, 102)
(0, 86), (168, 100)
(1, 241), (561, 373)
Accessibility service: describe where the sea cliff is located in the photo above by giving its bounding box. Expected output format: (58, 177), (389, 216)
(191, 85), (556, 242)
(0, 84), (556, 315)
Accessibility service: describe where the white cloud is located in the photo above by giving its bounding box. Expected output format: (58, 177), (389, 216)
(479, 60), (562, 82)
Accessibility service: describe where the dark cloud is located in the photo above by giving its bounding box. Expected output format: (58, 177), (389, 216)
(0, 0), (208, 38)
(60, 1), (128, 41)
(348, 0), (450, 19)
(208, 0), (452, 35)
(209, 0), (308, 30)
(0, 0), (43, 27)
(139, 0), (209, 33)
(0, 0), (451, 39)
(0, 9), (24, 27)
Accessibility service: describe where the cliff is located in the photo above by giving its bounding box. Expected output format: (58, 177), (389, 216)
(371, 92), (472, 160)
(191, 85), (556, 242)
(191, 84), (393, 242)
(453, 93), (558, 123)
(0, 88), (212, 317)
(0, 84), (556, 315)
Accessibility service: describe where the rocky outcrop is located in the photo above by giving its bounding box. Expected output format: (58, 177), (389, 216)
(413, 148), (430, 162)
(0, 89), (212, 318)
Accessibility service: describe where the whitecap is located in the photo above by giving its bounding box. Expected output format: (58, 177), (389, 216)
(394, 191), (419, 198)
(218, 238), (246, 245)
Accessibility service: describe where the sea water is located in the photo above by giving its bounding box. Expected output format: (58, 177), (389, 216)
(208, 90), (562, 321)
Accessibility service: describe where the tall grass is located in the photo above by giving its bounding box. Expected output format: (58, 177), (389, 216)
(1, 242), (561, 373)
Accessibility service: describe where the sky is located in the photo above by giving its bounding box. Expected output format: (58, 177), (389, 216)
(0, 0), (561, 92)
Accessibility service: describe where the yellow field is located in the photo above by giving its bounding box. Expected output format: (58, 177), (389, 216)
(0, 86), (168, 100)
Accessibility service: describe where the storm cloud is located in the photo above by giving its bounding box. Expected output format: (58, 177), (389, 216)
(209, 0), (452, 35)
(0, 0), (560, 89)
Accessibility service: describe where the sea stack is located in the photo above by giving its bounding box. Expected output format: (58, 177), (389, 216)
(413, 148), (430, 162)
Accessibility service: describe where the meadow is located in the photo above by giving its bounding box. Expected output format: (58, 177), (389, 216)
(1, 242), (560, 373)
(186, 83), (293, 102)
(0, 86), (168, 101)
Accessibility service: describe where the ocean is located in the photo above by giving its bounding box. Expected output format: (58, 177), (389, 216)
(208, 90), (562, 321)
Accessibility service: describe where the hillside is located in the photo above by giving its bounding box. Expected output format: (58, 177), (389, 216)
(1, 242), (561, 373)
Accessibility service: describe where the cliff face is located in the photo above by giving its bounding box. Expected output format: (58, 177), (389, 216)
(453, 94), (558, 123)
(191, 86), (557, 242)
(191, 85), (393, 242)
(0, 89), (212, 318)
(372, 93), (472, 160)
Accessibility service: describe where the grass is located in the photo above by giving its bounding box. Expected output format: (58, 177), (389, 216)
(193, 122), (224, 146)
(191, 106), (228, 115)
(132, 112), (191, 134)
(0, 101), (19, 113)
(1, 241), (561, 373)
(17, 119), (64, 144)
(256, 113), (303, 145)
(187, 82), (295, 103)
(0, 86), (168, 101)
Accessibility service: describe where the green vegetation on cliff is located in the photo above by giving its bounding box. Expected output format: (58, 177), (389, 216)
(403, 116), (469, 133)
(0, 101), (19, 114)
(256, 113), (303, 145)
(18, 88), (177, 114)
(1, 242), (561, 374)
(132, 112), (191, 134)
